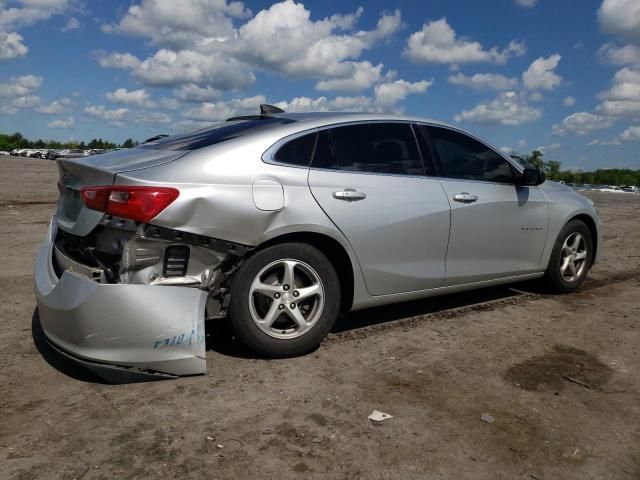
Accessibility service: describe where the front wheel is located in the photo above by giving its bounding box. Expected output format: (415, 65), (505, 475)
(228, 242), (340, 357)
(544, 220), (593, 293)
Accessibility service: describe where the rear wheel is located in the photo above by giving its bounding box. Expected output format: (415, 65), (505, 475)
(544, 220), (593, 293)
(228, 242), (340, 357)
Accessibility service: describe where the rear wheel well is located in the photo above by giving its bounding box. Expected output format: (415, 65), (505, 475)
(256, 232), (354, 312)
(568, 214), (598, 264)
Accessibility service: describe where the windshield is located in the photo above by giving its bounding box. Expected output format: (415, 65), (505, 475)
(143, 117), (296, 151)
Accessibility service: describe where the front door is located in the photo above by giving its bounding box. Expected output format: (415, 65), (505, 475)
(422, 125), (549, 285)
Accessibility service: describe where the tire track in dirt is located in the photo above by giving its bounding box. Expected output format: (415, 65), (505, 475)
(328, 267), (640, 343)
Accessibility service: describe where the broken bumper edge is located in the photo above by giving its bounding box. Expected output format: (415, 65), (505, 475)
(33, 216), (208, 379)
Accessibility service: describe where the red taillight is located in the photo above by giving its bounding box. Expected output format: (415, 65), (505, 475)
(80, 186), (179, 223)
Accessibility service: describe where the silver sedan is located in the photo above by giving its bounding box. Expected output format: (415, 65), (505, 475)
(34, 107), (601, 380)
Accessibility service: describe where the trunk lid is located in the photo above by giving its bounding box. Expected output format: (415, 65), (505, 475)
(56, 147), (187, 236)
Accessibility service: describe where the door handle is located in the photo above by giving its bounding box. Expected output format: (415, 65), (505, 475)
(332, 188), (367, 201)
(453, 192), (478, 203)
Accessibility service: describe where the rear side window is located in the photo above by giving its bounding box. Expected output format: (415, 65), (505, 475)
(428, 126), (514, 184)
(273, 132), (317, 167)
(144, 117), (296, 151)
(312, 123), (423, 176)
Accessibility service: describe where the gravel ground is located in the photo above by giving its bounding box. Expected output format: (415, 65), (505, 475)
(1, 156), (639, 480)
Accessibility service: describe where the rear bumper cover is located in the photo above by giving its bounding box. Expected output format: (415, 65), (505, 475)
(33, 216), (207, 377)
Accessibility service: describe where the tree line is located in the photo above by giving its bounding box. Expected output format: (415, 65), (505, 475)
(522, 150), (640, 186)
(0, 132), (138, 151)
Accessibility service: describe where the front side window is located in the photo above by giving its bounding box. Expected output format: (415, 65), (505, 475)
(312, 123), (423, 176)
(428, 126), (514, 183)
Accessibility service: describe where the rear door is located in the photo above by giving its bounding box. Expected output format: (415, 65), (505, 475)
(307, 122), (451, 296)
(420, 125), (549, 285)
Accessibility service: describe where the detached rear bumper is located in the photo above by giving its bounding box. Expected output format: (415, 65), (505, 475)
(33, 216), (208, 378)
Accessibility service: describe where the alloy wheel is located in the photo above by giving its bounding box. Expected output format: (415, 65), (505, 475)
(560, 232), (588, 282)
(248, 259), (325, 339)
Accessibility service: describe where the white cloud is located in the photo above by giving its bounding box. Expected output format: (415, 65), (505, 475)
(274, 95), (371, 113)
(454, 91), (542, 126)
(174, 83), (222, 103)
(84, 105), (129, 125)
(0, 31), (27, 60)
(448, 72), (519, 91)
(316, 61), (383, 92)
(0, 74), (42, 97)
(95, 51), (141, 69)
(48, 116), (75, 128)
(274, 78), (431, 114)
(552, 112), (614, 136)
(373, 79), (432, 107)
(100, 1), (403, 94)
(535, 143), (561, 153)
(596, 67), (640, 119)
(179, 78), (431, 122)
(131, 49), (255, 89)
(61, 16), (80, 32)
(182, 95), (266, 121)
(102, 0), (251, 49)
(231, 3), (401, 81)
(106, 88), (154, 107)
(619, 125), (640, 142)
(135, 110), (172, 126)
(37, 97), (72, 114)
(528, 91), (544, 102)
(522, 54), (562, 91)
(0, 0), (75, 30)
(563, 96), (576, 107)
(404, 17), (525, 65)
(8, 94), (40, 110)
(0, 0), (76, 61)
(598, 0), (640, 44)
(515, 0), (539, 7)
(598, 43), (640, 65)
(589, 126), (640, 145)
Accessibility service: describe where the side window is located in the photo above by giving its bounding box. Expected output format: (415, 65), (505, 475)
(273, 132), (317, 167)
(312, 123), (423, 176)
(428, 126), (514, 183)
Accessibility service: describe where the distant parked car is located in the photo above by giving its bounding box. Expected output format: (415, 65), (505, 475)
(598, 185), (624, 193)
(0, 150), (9, 156)
(621, 185), (638, 193)
(57, 149), (88, 159)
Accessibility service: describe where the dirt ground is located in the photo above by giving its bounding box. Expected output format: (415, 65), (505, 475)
(1, 156), (639, 480)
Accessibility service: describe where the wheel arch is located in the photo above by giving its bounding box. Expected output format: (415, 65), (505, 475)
(256, 231), (355, 312)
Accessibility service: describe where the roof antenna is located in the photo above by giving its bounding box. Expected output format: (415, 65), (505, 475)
(260, 104), (285, 115)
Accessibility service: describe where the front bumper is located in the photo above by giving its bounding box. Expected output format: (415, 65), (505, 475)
(33, 216), (208, 378)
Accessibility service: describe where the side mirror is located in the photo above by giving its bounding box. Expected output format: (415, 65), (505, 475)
(517, 167), (545, 186)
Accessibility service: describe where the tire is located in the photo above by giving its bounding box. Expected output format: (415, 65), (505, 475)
(544, 220), (593, 293)
(228, 242), (340, 357)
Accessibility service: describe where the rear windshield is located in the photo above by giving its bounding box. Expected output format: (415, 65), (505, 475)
(143, 117), (296, 151)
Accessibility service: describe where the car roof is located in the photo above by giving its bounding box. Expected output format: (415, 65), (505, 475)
(270, 111), (450, 128)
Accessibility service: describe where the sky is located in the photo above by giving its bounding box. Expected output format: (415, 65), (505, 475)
(0, 0), (639, 170)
